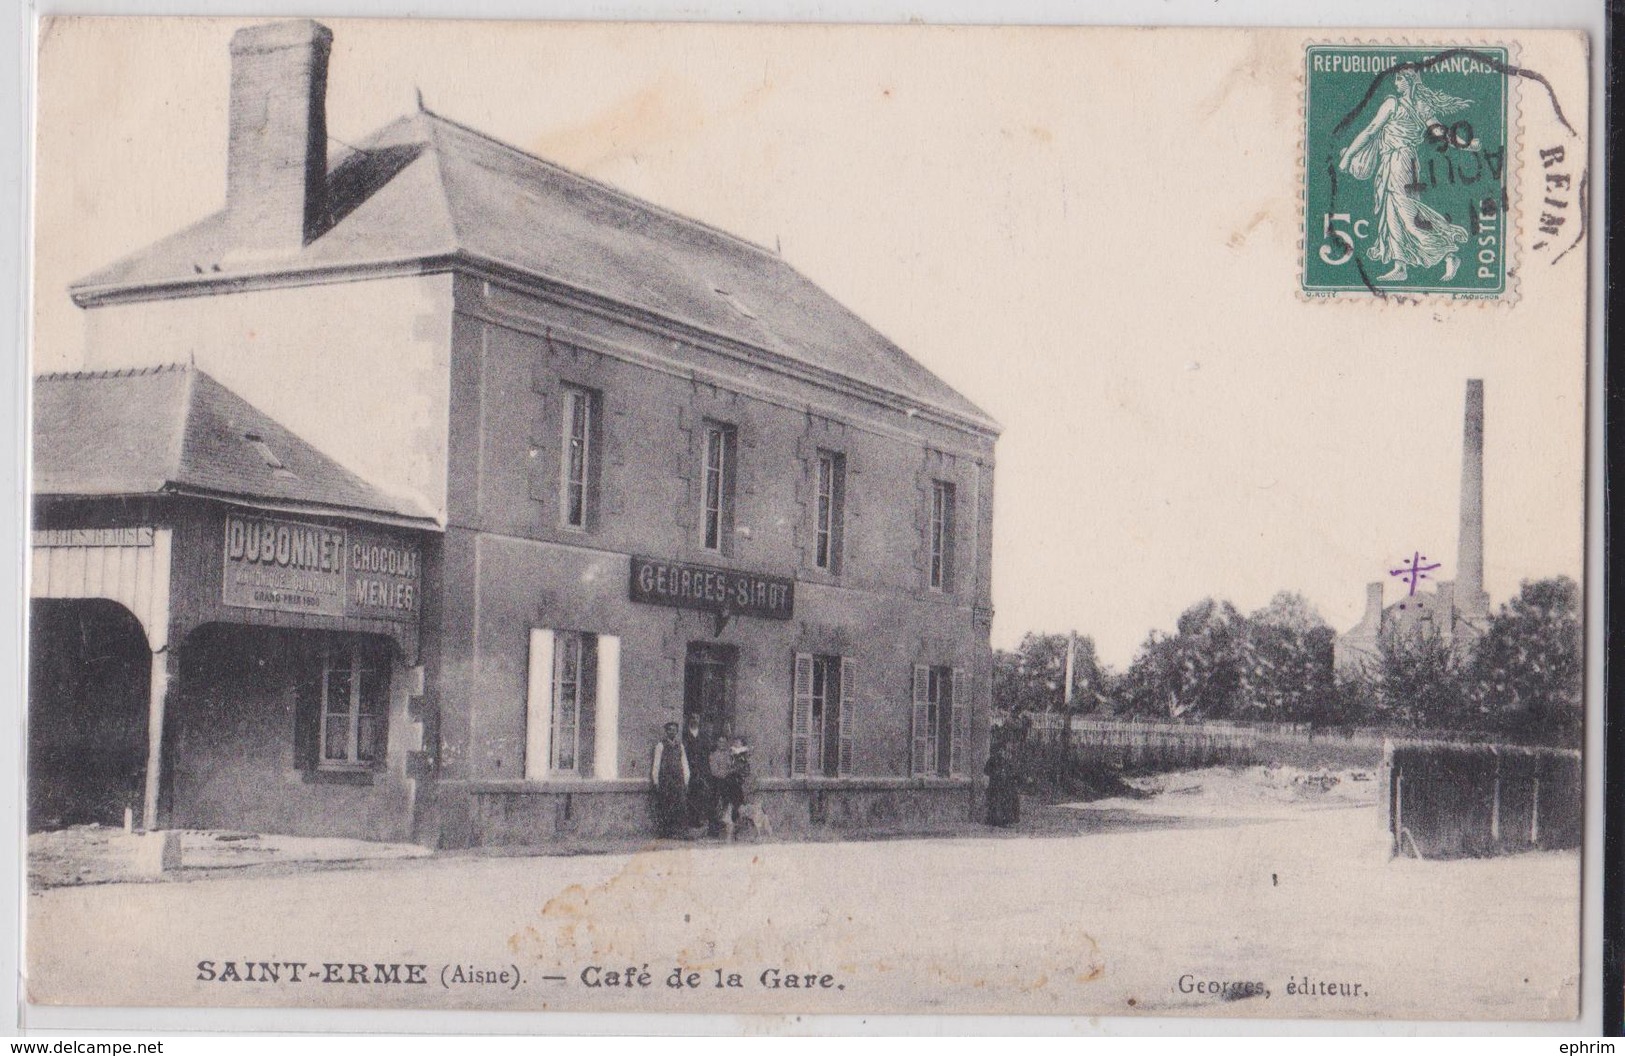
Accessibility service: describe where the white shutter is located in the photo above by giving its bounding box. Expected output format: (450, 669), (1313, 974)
(525, 629), (555, 781)
(950, 666), (967, 777)
(838, 657), (856, 777)
(593, 635), (621, 779)
(791, 653), (814, 776)
(911, 664), (931, 777)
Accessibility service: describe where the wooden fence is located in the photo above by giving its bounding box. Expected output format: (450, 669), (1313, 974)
(1028, 717), (1391, 771)
(1383, 740), (1582, 858)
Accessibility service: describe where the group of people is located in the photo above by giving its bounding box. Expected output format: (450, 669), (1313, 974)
(653, 714), (1025, 837)
(650, 714), (771, 841)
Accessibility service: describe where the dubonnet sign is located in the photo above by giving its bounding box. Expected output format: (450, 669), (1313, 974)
(222, 514), (421, 622)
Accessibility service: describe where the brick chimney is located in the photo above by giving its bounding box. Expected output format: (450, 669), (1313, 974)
(227, 20), (332, 249)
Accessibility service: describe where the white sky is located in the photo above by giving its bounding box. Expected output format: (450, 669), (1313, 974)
(32, 19), (1589, 667)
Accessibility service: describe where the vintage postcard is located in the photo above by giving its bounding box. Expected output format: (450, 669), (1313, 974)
(23, 18), (1591, 1025)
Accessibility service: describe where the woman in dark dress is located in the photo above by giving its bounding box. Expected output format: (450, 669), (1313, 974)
(984, 739), (1021, 828)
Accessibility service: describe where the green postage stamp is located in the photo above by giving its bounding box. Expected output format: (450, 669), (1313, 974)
(1303, 45), (1511, 299)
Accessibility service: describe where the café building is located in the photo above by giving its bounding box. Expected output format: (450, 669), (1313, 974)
(31, 19), (1001, 848)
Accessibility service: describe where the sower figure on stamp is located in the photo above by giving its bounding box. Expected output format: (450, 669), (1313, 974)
(650, 721), (690, 839)
(1338, 68), (1471, 283)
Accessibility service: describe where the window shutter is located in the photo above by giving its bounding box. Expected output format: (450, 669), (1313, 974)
(950, 666), (967, 777)
(838, 657), (857, 776)
(594, 635), (621, 779)
(578, 634), (598, 778)
(292, 641), (322, 771)
(911, 664), (931, 777)
(791, 652), (814, 776)
(525, 629), (555, 780)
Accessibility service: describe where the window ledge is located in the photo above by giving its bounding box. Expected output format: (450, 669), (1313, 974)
(459, 778), (647, 795)
(760, 776), (971, 791)
(303, 767), (379, 786)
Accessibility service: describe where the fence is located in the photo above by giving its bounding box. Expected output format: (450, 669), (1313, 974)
(1383, 740), (1582, 859)
(1045, 717), (1390, 771)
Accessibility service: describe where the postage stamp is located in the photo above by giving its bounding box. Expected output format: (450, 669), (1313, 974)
(1303, 45), (1512, 299)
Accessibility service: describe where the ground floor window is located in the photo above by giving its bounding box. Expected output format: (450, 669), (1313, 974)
(527, 629), (621, 779)
(319, 641), (388, 769)
(792, 653), (854, 777)
(912, 664), (965, 777)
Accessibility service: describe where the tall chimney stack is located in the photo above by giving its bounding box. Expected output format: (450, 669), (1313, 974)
(1455, 379), (1488, 615)
(227, 20), (333, 250)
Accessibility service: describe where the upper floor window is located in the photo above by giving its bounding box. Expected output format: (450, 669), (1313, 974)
(815, 451), (846, 574)
(560, 385), (597, 530)
(929, 479), (957, 591)
(702, 423), (737, 554)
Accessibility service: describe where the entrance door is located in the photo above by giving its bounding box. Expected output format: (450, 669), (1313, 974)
(28, 599), (151, 830)
(683, 643), (736, 742)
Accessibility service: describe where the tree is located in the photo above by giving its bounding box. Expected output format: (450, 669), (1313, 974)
(1244, 593), (1338, 723)
(1117, 599), (1249, 720)
(1471, 576), (1583, 746)
(1364, 622), (1470, 729)
(992, 632), (1106, 719)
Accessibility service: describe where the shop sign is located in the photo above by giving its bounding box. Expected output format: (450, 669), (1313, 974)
(629, 555), (793, 621)
(345, 526), (422, 622)
(222, 514), (422, 622)
(33, 527), (154, 548)
(223, 514), (346, 617)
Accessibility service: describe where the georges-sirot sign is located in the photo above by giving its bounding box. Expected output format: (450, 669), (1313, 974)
(629, 555), (794, 621)
(1304, 46), (1510, 298)
(222, 513), (421, 623)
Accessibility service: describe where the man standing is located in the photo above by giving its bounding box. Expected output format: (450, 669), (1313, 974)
(650, 722), (690, 838)
(682, 713), (714, 832)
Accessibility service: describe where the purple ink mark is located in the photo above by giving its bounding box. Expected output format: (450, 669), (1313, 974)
(1389, 551), (1442, 596)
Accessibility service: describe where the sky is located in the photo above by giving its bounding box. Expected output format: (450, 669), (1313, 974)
(31, 18), (1590, 667)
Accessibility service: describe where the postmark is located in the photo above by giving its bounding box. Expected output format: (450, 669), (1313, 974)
(1303, 46), (1513, 299)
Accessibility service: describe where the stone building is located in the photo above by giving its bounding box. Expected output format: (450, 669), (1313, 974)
(1334, 379), (1490, 673)
(29, 20), (1000, 847)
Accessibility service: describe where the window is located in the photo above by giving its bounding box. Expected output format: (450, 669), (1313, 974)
(526, 630), (622, 779)
(929, 480), (956, 591)
(911, 664), (965, 777)
(559, 385), (597, 530)
(318, 642), (386, 769)
(792, 653), (855, 777)
(701, 423), (737, 554)
(815, 451), (846, 574)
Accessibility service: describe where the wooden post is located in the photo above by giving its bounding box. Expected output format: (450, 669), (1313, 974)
(142, 648), (174, 832)
(1490, 752), (1501, 846)
(1393, 770), (1404, 857)
(1530, 774), (1541, 846)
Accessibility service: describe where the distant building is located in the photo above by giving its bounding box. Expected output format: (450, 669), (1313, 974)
(29, 20), (1000, 847)
(1334, 380), (1491, 673)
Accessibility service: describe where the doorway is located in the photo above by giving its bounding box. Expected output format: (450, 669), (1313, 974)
(28, 599), (152, 830)
(683, 642), (736, 742)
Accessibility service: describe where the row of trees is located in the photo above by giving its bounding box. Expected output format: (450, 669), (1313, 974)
(994, 577), (1583, 747)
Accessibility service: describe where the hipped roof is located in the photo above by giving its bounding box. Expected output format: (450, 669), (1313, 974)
(70, 109), (999, 436)
(32, 364), (439, 529)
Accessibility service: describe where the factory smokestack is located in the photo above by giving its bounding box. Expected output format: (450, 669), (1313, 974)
(1456, 379), (1488, 615)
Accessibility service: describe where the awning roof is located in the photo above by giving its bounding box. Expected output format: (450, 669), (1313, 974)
(32, 364), (440, 530)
